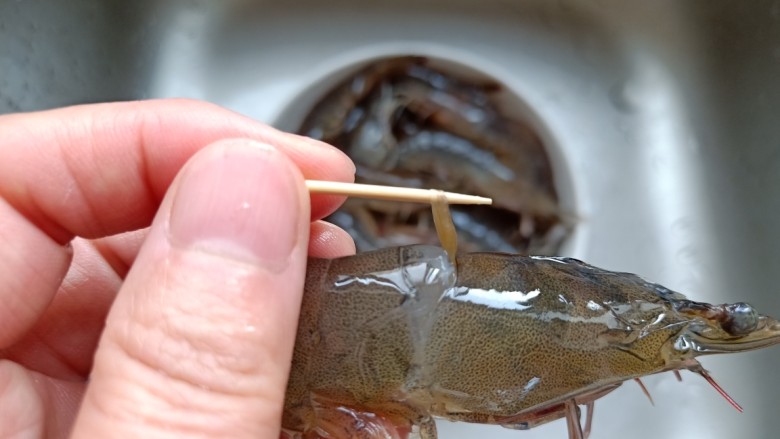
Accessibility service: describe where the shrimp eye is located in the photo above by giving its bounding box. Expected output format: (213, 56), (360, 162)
(721, 302), (759, 336)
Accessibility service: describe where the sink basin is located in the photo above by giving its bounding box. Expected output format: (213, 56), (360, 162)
(2, 1), (780, 438)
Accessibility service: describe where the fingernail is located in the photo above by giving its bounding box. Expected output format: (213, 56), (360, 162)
(168, 140), (302, 271)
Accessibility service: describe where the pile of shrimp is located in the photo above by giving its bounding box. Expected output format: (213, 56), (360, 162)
(298, 56), (569, 254)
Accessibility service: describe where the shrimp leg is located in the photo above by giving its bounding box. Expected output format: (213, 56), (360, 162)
(582, 402), (594, 439)
(564, 400), (584, 439)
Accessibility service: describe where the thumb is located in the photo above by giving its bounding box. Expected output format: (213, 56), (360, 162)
(72, 139), (310, 438)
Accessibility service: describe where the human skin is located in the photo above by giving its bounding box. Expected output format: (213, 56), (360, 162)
(0, 99), (356, 438)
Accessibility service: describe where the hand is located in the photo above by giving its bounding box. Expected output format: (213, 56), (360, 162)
(0, 100), (356, 438)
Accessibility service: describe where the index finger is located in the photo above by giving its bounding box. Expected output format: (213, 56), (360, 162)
(0, 99), (355, 243)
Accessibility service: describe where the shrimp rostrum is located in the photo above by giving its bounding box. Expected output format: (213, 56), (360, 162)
(283, 246), (780, 438)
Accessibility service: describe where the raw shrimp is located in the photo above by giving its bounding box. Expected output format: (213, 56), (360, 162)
(297, 56), (565, 254)
(283, 245), (780, 439)
(300, 57), (424, 141)
(281, 189), (780, 439)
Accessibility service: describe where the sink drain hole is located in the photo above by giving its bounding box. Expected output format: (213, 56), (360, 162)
(294, 55), (570, 254)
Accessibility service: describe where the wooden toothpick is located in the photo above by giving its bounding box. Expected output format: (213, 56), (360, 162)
(305, 180), (492, 206)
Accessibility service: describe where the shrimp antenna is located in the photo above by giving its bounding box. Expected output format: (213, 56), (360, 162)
(633, 378), (655, 406)
(696, 369), (743, 413)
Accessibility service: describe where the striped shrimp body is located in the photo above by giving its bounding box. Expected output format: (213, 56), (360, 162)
(283, 245), (780, 438)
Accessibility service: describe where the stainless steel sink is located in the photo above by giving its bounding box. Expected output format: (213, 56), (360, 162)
(2, 1), (779, 438)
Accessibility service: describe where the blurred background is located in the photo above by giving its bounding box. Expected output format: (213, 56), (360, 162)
(2, 1), (779, 438)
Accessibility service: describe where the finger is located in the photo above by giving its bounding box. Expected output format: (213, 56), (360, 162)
(0, 99), (354, 244)
(0, 360), (44, 438)
(88, 229), (149, 280)
(73, 139), (311, 438)
(308, 220), (356, 258)
(0, 100), (353, 349)
(0, 360), (84, 438)
(2, 236), (122, 377)
(0, 197), (72, 348)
